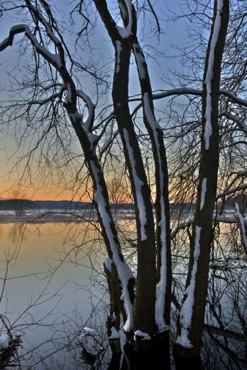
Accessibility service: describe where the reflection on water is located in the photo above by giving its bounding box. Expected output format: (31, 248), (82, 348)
(0, 222), (102, 309)
(0, 215), (245, 369)
(0, 222), (108, 369)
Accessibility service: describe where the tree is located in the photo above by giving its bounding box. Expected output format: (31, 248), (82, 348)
(174, 0), (229, 362)
(0, 0), (246, 368)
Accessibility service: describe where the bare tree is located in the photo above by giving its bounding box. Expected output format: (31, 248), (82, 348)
(0, 0), (246, 368)
(174, 0), (229, 363)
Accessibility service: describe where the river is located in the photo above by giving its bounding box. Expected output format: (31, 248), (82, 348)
(0, 208), (245, 369)
(0, 220), (110, 369)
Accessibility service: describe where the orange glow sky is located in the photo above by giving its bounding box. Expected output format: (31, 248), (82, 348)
(0, 0), (185, 202)
(0, 146), (90, 201)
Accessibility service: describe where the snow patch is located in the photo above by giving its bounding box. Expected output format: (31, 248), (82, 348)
(143, 93), (159, 129)
(176, 226), (202, 348)
(134, 330), (151, 341)
(104, 257), (113, 272)
(116, 0), (133, 38)
(76, 90), (95, 131)
(235, 203), (247, 251)
(91, 160), (134, 331)
(115, 41), (122, 74)
(123, 128), (147, 241)
(155, 201), (168, 330)
(83, 327), (96, 337)
(0, 334), (9, 349)
(204, 0), (223, 150)
(200, 178), (207, 210)
(176, 328), (193, 348)
(133, 43), (146, 79)
(109, 327), (120, 340)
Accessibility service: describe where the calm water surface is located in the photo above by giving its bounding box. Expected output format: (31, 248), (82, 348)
(0, 213), (245, 369)
(0, 221), (108, 368)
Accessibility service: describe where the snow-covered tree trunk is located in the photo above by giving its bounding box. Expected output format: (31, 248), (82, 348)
(112, 40), (157, 342)
(175, 0), (229, 362)
(131, 36), (171, 334)
(93, 0), (158, 346)
(93, 0), (172, 350)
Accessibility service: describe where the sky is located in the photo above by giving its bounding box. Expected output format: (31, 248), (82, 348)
(0, 0), (186, 201)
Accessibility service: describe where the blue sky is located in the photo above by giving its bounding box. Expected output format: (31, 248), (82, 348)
(0, 0), (187, 200)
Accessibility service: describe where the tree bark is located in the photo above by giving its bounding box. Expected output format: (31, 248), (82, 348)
(175, 0), (229, 360)
(93, 0), (158, 344)
(112, 37), (157, 343)
(131, 35), (171, 331)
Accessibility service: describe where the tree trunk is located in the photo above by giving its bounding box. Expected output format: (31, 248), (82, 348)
(93, 0), (158, 345)
(112, 39), (157, 344)
(175, 0), (229, 361)
(131, 36), (171, 331)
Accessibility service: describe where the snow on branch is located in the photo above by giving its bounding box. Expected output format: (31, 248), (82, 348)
(204, 0), (224, 150)
(235, 203), (247, 255)
(117, 0), (134, 38)
(170, 218), (194, 239)
(221, 90), (247, 108)
(176, 226), (202, 348)
(216, 183), (247, 201)
(129, 87), (247, 119)
(76, 90), (96, 132)
(220, 111), (247, 135)
(0, 24), (63, 69)
(92, 163), (134, 331)
(230, 170), (247, 176)
(0, 25), (27, 51)
(123, 128), (147, 241)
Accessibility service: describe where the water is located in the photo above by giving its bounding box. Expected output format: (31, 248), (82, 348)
(0, 210), (246, 369)
(0, 221), (109, 369)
